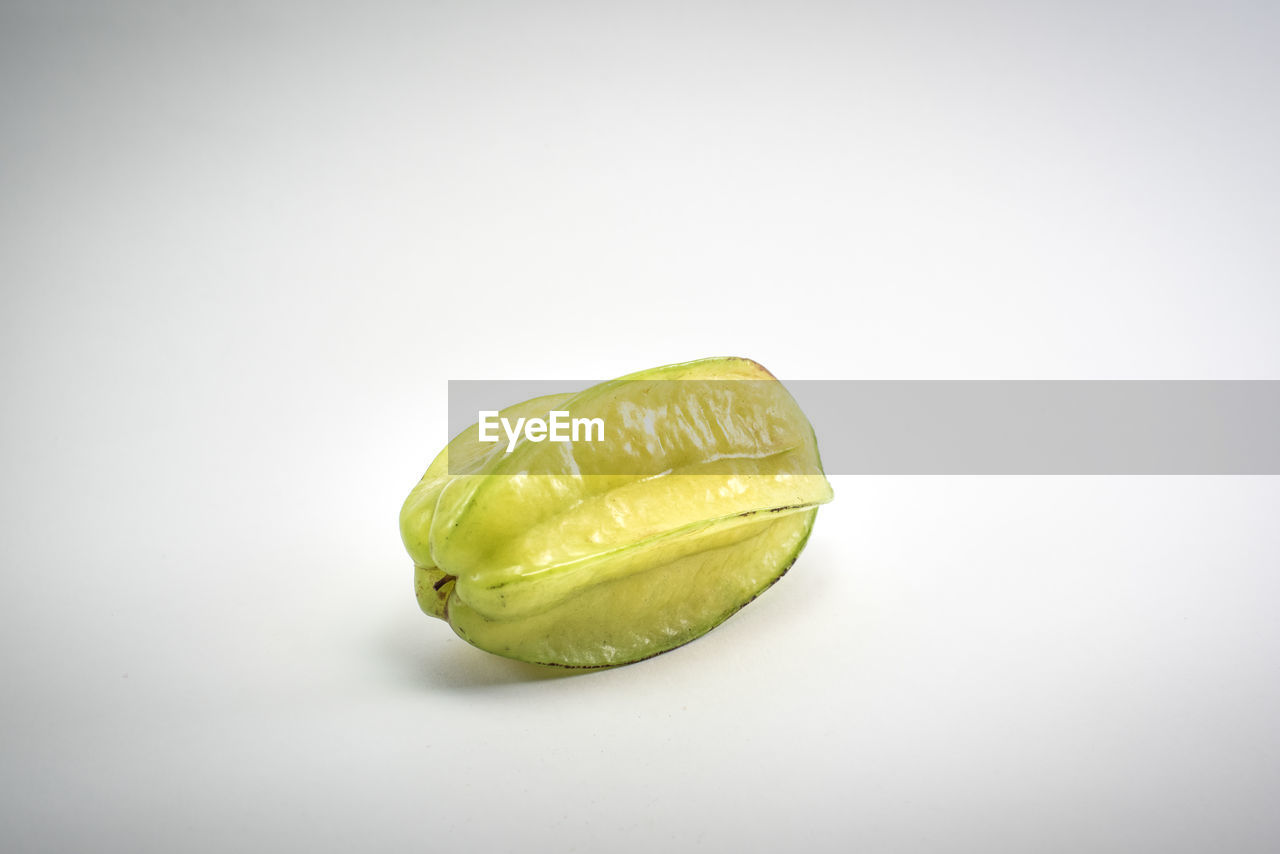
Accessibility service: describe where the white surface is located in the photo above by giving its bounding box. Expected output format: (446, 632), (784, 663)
(2, 2), (1278, 852)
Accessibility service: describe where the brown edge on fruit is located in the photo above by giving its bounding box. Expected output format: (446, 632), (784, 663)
(738, 503), (807, 518)
(726, 356), (777, 381)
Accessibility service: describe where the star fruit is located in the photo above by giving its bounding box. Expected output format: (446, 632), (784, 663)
(399, 357), (832, 668)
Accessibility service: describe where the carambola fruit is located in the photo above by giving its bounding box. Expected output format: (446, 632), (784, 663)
(399, 357), (833, 668)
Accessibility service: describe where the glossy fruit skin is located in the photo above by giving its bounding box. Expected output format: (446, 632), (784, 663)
(400, 357), (832, 668)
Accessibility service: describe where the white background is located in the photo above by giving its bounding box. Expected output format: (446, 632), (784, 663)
(2, 2), (1278, 851)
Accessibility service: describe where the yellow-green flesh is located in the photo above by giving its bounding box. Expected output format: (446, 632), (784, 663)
(432, 509), (816, 667)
